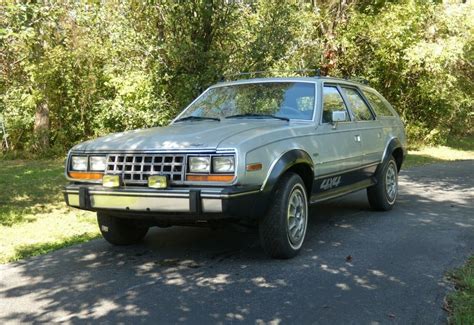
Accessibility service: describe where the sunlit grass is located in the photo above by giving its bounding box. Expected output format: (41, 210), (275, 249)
(405, 139), (474, 168)
(448, 257), (474, 324)
(0, 160), (99, 264)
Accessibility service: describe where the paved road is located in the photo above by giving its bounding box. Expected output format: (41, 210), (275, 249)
(1, 161), (473, 324)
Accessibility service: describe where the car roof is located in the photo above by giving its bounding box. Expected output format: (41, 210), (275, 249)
(213, 76), (372, 89)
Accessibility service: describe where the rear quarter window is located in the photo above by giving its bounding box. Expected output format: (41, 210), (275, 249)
(363, 90), (395, 117)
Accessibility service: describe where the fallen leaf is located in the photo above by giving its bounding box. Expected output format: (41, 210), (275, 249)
(442, 297), (452, 312)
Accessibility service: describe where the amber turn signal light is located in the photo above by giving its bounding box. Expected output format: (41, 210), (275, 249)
(68, 172), (103, 180)
(186, 175), (234, 182)
(246, 163), (262, 171)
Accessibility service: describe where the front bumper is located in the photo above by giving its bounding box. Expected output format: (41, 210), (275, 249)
(63, 184), (266, 219)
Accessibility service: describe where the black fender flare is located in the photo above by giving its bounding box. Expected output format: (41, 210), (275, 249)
(379, 137), (405, 171)
(262, 149), (314, 196)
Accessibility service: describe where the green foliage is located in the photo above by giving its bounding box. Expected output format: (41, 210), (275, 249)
(447, 256), (474, 325)
(0, 0), (473, 156)
(0, 159), (98, 263)
(337, 1), (473, 145)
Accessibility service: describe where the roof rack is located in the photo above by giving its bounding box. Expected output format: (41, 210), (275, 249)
(219, 69), (370, 85)
(344, 76), (369, 85)
(221, 68), (322, 81)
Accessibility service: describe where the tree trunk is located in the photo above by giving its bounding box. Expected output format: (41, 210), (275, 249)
(34, 101), (49, 151)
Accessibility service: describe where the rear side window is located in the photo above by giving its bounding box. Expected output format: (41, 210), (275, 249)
(363, 90), (394, 117)
(341, 87), (374, 121)
(322, 86), (349, 123)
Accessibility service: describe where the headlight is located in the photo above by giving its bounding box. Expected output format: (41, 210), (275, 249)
(189, 156), (210, 173)
(71, 156), (88, 171)
(212, 156), (235, 173)
(90, 156), (107, 171)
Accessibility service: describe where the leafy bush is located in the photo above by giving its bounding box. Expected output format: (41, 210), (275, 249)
(0, 1), (472, 156)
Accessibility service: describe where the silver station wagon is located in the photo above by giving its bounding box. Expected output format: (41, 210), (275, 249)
(64, 76), (407, 259)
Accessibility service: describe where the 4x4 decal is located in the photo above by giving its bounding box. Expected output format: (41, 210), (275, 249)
(320, 176), (341, 190)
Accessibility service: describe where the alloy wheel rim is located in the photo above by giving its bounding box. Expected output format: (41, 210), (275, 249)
(385, 162), (398, 203)
(287, 185), (308, 249)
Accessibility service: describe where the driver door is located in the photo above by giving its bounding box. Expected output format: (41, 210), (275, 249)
(312, 84), (364, 187)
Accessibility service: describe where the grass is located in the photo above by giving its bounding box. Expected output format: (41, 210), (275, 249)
(447, 257), (474, 324)
(0, 160), (99, 264)
(404, 137), (474, 168)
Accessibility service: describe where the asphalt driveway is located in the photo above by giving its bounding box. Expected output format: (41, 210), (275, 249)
(1, 161), (473, 324)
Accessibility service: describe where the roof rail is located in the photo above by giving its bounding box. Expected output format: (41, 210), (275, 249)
(221, 68), (322, 81)
(344, 76), (369, 85)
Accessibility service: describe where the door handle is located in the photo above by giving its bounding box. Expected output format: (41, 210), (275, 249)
(354, 135), (361, 142)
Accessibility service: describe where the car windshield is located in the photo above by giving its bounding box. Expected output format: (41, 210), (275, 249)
(177, 82), (315, 121)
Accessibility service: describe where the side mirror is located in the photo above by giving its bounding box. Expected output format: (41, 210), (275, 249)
(332, 110), (347, 122)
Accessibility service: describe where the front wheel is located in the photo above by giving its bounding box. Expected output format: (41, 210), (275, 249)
(259, 172), (309, 259)
(367, 156), (399, 211)
(97, 213), (149, 245)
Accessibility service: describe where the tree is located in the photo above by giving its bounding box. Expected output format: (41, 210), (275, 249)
(0, 0), (472, 156)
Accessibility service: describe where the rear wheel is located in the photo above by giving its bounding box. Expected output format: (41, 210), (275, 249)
(259, 172), (308, 259)
(97, 212), (149, 245)
(367, 156), (398, 211)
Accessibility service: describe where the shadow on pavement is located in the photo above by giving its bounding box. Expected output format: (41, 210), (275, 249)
(0, 161), (472, 324)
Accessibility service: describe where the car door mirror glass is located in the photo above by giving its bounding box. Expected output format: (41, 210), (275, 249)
(332, 110), (347, 123)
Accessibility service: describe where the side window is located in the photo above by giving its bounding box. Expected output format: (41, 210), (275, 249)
(322, 86), (349, 123)
(341, 87), (374, 121)
(363, 90), (394, 117)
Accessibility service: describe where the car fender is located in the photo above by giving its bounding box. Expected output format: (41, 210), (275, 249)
(378, 137), (406, 173)
(381, 138), (403, 161)
(261, 149), (314, 195)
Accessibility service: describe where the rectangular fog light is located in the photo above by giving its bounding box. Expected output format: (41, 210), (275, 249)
(148, 175), (168, 189)
(102, 175), (120, 188)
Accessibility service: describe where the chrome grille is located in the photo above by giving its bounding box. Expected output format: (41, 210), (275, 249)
(106, 154), (185, 184)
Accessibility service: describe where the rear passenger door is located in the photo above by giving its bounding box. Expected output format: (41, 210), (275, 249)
(339, 86), (383, 167)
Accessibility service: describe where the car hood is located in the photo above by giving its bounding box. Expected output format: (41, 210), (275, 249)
(71, 120), (293, 152)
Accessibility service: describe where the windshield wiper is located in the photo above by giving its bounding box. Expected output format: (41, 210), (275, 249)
(225, 113), (289, 122)
(174, 116), (220, 123)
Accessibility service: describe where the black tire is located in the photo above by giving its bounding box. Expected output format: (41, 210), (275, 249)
(259, 172), (309, 259)
(97, 212), (149, 245)
(367, 156), (399, 211)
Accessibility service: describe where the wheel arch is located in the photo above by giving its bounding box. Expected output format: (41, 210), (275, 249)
(381, 137), (405, 171)
(261, 149), (314, 196)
